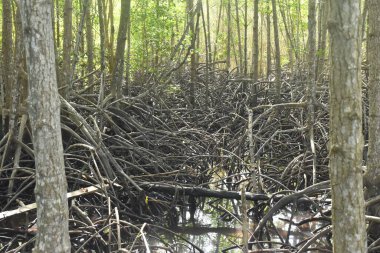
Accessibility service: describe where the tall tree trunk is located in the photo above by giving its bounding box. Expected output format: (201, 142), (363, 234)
(308, 0), (317, 184)
(20, 0), (70, 252)
(62, 0), (72, 98)
(243, 0), (248, 76)
(316, 0), (328, 81)
(201, 3), (210, 107)
(111, 0), (131, 100)
(271, 0), (282, 103)
(212, 0), (223, 64)
(266, 2), (271, 78)
(205, 0), (212, 68)
(56, 0), (60, 48)
(328, 0), (367, 251)
(85, 0), (94, 92)
(226, 0), (231, 71)
(125, 0), (132, 96)
(1, 0), (14, 133)
(251, 0), (259, 106)
(235, 0), (243, 73)
(108, 0), (115, 73)
(97, 0), (106, 106)
(365, 0), (380, 240)
(187, 0), (196, 107)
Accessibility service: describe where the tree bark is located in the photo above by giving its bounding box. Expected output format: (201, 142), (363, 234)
(266, 2), (271, 78)
(1, 0), (14, 131)
(365, 0), (380, 239)
(187, 0), (196, 107)
(308, 0), (317, 184)
(328, 0), (367, 251)
(111, 0), (130, 100)
(85, 0), (94, 92)
(20, 0), (70, 252)
(251, 0), (259, 106)
(62, 0), (72, 98)
(235, 0), (243, 73)
(271, 0), (282, 103)
(226, 0), (231, 70)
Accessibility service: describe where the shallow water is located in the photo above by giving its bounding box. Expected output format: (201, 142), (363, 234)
(147, 199), (329, 252)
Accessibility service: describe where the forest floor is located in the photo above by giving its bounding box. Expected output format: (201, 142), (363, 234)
(0, 66), (377, 252)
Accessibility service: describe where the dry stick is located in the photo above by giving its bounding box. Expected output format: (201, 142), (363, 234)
(0, 184), (109, 219)
(253, 180), (330, 238)
(115, 207), (121, 251)
(140, 223), (151, 253)
(107, 197), (113, 252)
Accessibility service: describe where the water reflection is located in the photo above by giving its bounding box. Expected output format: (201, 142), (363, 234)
(147, 199), (330, 252)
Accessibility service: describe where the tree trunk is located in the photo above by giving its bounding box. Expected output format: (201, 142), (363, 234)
(111, 0), (130, 100)
(125, 0), (132, 96)
(187, 0), (196, 107)
(328, 0), (367, 251)
(235, 0), (243, 74)
(62, 0), (72, 98)
(243, 0), (248, 76)
(266, 2), (271, 78)
(85, 0), (94, 92)
(316, 0), (328, 81)
(108, 0), (115, 73)
(365, 0), (380, 240)
(201, 3), (210, 107)
(20, 0), (70, 252)
(97, 0), (106, 106)
(226, 0), (231, 70)
(251, 0), (259, 106)
(308, 0), (317, 184)
(1, 0), (14, 132)
(271, 0), (282, 103)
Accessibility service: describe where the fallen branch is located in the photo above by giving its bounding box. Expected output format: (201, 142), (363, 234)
(0, 184), (108, 219)
(139, 182), (269, 201)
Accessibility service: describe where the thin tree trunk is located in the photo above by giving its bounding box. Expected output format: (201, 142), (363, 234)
(187, 0), (196, 107)
(62, 0), (72, 98)
(125, 0), (132, 96)
(212, 0), (223, 64)
(2, 0), (14, 132)
(97, 0), (106, 106)
(20, 0), (70, 252)
(271, 0), (282, 103)
(235, 0), (243, 73)
(251, 0), (259, 106)
(266, 2), (271, 78)
(86, 0), (94, 92)
(56, 0), (60, 48)
(108, 0), (115, 73)
(316, 0), (328, 81)
(226, 0), (231, 70)
(308, 0), (317, 184)
(201, 3), (210, 107)
(328, 0), (367, 251)
(69, 0), (88, 98)
(205, 0), (212, 68)
(111, 0), (130, 100)
(243, 0), (248, 76)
